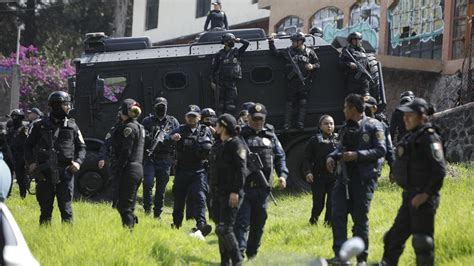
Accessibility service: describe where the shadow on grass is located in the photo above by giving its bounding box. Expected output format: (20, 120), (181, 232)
(150, 241), (218, 265)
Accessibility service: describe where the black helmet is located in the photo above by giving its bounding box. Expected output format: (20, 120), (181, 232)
(347, 32), (363, 42)
(400, 90), (415, 99)
(10, 109), (25, 118)
(309, 27), (323, 37)
(221, 33), (236, 44)
(290, 32), (306, 42)
(48, 91), (71, 106)
(201, 108), (216, 118)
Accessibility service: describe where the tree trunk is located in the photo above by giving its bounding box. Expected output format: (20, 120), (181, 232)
(23, 0), (37, 46)
(112, 0), (129, 37)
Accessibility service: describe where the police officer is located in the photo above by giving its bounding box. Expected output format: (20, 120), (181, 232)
(326, 94), (386, 264)
(211, 33), (250, 114)
(309, 27), (323, 38)
(98, 109), (122, 208)
(302, 115), (337, 226)
(25, 91), (87, 224)
(390, 91), (416, 144)
(365, 96), (395, 173)
(234, 103), (289, 259)
(268, 32), (320, 129)
(382, 98), (445, 266)
(211, 113), (247, 266)
(112, 98), (145, 228)
(339, 32), (372, 97)
(142, 97), (179, 218)
(204, 1), (228, 31)
(6, 109), (28, 198)
(27, 107), (43, 129)
(167, 105), (213, 236)
(201, 108), (217, 130)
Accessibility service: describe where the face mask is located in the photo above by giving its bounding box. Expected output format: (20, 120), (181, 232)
(155, 105), (167, 117)
(226, 42), (235, 48)
(51, 103), (68, 119)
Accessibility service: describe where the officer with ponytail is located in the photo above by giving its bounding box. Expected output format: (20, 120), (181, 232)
(112, 98), (145, 229)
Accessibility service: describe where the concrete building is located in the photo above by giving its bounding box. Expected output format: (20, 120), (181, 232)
(132, 0), (270, 44)
(258, 0), (474, 112)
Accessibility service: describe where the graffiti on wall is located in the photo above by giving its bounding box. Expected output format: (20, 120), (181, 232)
(323, 20), (379, 50)
(388, 0), (444, 49)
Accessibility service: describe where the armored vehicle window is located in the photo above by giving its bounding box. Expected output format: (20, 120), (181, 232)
(196, 0), (211, 18)
(146, 0), (159, 30)
(164, 72), (187, 90)
(103, 77), (127, 102)
(250, 67), (273, 84)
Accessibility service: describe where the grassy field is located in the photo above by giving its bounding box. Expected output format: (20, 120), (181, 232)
(7, 163), (474, 265)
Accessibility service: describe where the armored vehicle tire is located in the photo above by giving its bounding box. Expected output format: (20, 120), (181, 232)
(74, 151), (108, 200)
(367, 54), (381, 101)
(285, 138), (311, 192)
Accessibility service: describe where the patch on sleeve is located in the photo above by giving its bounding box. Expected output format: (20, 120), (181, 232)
(78, 130), (85, 144)
(376, 131), (385, 141)
(430, 142), (444, 162)
(123, 127), (133, 138)
(238, 148), (246, 160)
(362, 133), (370, 143)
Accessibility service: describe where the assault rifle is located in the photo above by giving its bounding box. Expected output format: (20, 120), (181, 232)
(247, 151), (278, 205)
(287, 49), (306, 86)
(34, 149), (59, 185)
(334, 151), (350, 200)
(146, 122), (170, 157)
(343, 49), (374, 84)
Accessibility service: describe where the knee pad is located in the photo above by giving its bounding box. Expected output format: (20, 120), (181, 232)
(412, 234), (434, 252)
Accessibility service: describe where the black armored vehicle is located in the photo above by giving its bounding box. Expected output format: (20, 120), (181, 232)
(69, 29), (385, 198)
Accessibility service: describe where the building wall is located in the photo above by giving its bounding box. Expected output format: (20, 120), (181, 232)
(132, 0), (270, 44)
(259, 0), (471, 75)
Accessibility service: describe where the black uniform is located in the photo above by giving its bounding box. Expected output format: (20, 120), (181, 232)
(142, 114), (179, 217)
(268, 39), (319, 128)
(204, 10), (228, 31)
(6, 120), (28, 198)
(302, 132), (338, 225)
(25, 116), (86, 224)
(234, 123), (288, 258)
(212, 136), (247, 265)
(383, 122), (446, 266)
(166, 123), (213, 230)
(112, 118), (145, 228)
(212, 39), (250, 114)
(99, 122), (121, 207)
(339, 45), (371, 96)
(389, 109), (407, 144)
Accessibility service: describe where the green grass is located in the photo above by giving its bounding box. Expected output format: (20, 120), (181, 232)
(7, 163), (474, 265)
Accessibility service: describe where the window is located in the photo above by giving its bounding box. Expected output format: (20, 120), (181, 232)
(196, 0), (211, 18)
(388, 0), (444, 59)
(250, 67), (273, 84)
(452, 0), (468, 59)
(349, 0), (381, 51)
(311, 7), (344, 32)
(103, 77), (127, 103)
(145, 0), (159, 30)
(164, 72), (187, 90)
(276, 16), (304, 34)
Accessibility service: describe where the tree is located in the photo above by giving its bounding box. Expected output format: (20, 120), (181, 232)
(0, 45), (75, 111)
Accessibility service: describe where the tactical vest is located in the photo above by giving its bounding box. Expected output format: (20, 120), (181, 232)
(36, 118), (77, 163)
(286, 47), (313, 79)
(244, 130), (274, 176)
(219, 48), (242, 79)
(177, 125), (209, 167)
(392, 126), (430, 190)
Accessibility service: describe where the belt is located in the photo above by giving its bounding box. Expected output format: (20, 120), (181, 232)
(245, 180), (262, 188)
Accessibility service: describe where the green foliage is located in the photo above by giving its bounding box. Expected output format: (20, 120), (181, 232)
(8, 164), (474, 265)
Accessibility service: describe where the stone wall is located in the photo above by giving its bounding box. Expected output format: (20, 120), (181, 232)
(382, 68), (464, 116)
(431, 102), (474, 162)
